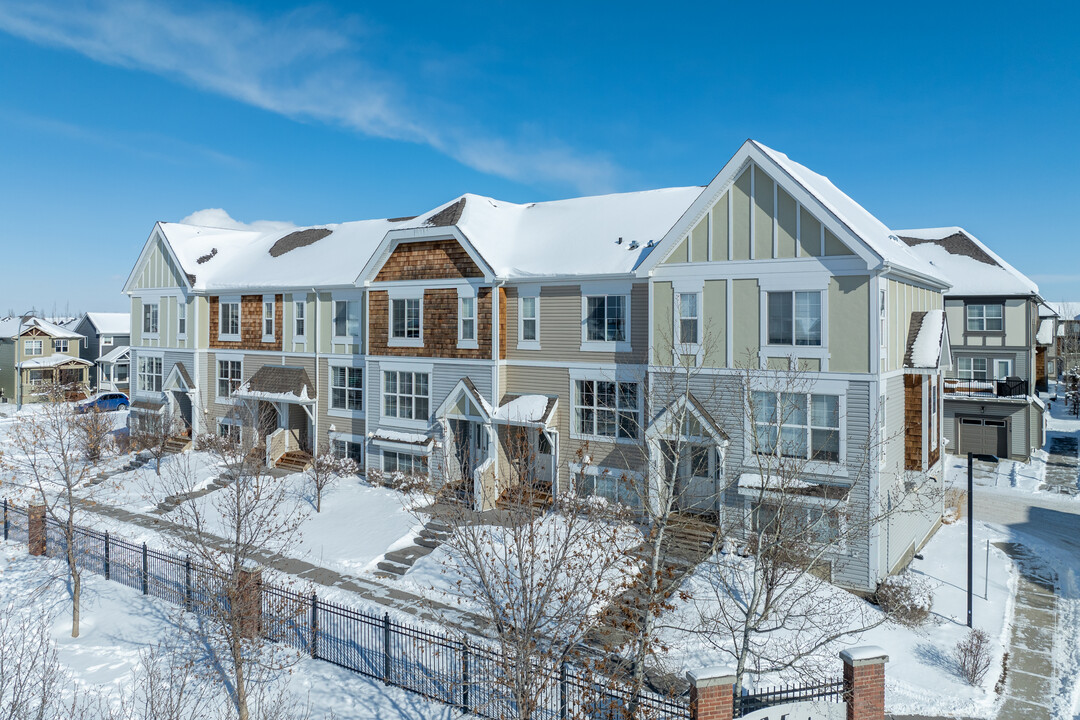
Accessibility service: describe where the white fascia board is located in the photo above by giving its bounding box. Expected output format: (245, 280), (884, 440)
(122, 223), (194, 295)
(354, 226), (496, 286)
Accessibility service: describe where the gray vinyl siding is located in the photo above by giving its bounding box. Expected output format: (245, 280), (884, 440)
(942, 399), (1032, 461)
(0, 340), (15, 400)
(504, 283), (649, 364)
(651, 369), (875, 591)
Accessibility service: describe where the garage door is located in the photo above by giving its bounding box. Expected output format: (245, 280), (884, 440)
(958, 418), (1007, 457)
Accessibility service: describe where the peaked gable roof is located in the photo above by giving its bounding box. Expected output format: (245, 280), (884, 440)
(0, 316), (84, 340)
(895, 227), (1039, 297)
(84, 312), (130, 335)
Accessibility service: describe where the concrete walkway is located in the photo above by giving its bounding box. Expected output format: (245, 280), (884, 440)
(1043, 433), (1079, 496)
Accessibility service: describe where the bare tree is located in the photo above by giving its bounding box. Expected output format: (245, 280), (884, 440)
(4, 383), (116, 637)
(130, 406), (179, 476)
(152, 400), (308, 720)
(305, 443), (358, 513)
(73, 406), (116, 462)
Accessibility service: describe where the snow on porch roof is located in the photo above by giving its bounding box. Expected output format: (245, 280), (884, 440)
(369, 429), (434, 449)
(491, 394), (558, 426)
(234, 365), (314, 403)
(98, 344), (131, 364)
(737, 473), (850, 501)
(17, 353), (93, 369)
(904, 309), (947, 369)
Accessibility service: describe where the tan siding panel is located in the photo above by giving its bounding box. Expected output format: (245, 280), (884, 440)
(712, 194), (729, 261)
(653, 282), (673, 366)
(732, 168), (752, 260)
(753, 165), (774, 259)
(777, 187), (797, 258)
(799, 206), (822, 257)
(691, 218), (708, 263)
(732, 278), (759, 366)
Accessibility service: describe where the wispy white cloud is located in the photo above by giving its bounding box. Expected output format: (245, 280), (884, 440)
(179, 208), (295, 232)
(0, 1), (621, 193)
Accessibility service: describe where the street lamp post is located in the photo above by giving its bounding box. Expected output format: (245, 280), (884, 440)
(967, 451), (974, 628)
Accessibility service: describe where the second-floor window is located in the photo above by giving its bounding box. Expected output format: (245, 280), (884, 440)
(957, 357), (987, 380)
(678, 293), (700, 345)
(879, 289), (887, 351)
(391, 298), (421, 340)
(143, 303), (159, 335)
(574, 379), (639, 440)
(219, 301), (239, 338)
(54, 339), (68, 353)
(331, 366), (363, 411)
(334, 300), (360, 338)
(383, 370), (429, 420)
(967, 304), (1003, 332)
(177, 303), (187, 337)
(521, 296), (538, 342)
(217, 359), (242, 398)
(752, 391), (840, 462)
(24, 339), (42, 356)
(137, 356), (162, 392)
(767, 291), (821, 346)
(586, 295), (626, 342)
(262, 299), (275, 340)
(459, 297), (475, 342)
(102, 336), (114, 347)
(294, 301), (305, 338)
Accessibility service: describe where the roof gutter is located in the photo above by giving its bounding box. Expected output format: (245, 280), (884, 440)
(879, 262), (952, 292)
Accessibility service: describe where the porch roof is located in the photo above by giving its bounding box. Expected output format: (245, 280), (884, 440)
(737, 473), (850, 501)
(131, 398), (166, 412)
(369, 429), (434, 451)
(491, 393), (558, 427)
(234, 365), (315, 403)
(98, 344), (131, 364)
(18, 354), (93, 369)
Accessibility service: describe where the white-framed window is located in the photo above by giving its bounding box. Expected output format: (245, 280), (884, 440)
(217, 359), (242, 399)
(330, 365), (363, 412)
(218, 300), (240, 340)
(383, 450), (428, 476)
(585, 295), (627, 342)
(101, 336), (114, 347)
(993, 359), (1013, 380)
(23, 339), (42, 356)
(333, 300), (360, 339)
(26, 369), (45, 384)
(573, 379), (640, 440)
(383, 370), (430, 421)
(570, 464), (642, 509)
(752, 501), (842, 546)
(676, 292), (700, 346)
(217, 419), (240, 444)
(966, 304), (1003, 332)
(519, 294), (540, 349)
(929, 376), (939, 452)
(458, 296), (476, 345)
(53, 339), (69, 353)
(879, 288), (887, 351)
(177, 303), (187, 338)
(262, 297), (275, 342)
(752, 391), (841, 463)
(767, 291), (821, 346)
(331, 437), (363, 465)
(143, 303), (159, 335)
(390, 298), (422, 345)
(116, 363), (129, 383)
(957, 357), (987, 380)
(294, 301), (305, 339)
(137, 356), (163, 393)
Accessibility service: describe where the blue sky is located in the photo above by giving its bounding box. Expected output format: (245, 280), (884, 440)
(0, 1), (1077, 314)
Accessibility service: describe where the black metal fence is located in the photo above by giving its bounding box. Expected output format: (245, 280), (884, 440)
(733, 678), (844, 718)
(1, 498), (690, 720)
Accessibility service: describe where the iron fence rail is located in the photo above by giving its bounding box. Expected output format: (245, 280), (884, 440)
(732, 678), (844, 718)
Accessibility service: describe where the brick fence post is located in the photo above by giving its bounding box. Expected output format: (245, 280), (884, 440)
(686, 665), (736, 720)
(28, 504), (46, 556)
(840, 645), (888, 720)
(236, 563), (263, 640)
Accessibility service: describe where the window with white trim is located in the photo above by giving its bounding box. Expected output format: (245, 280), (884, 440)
(137, 356), (162, 392)
(294, 301), (305, 338)
(391, 298), (421, 340)
(520, 296), (539, 343)
(677, 292), (700, 345)
(993, 359), (1013, 380)
(219, 301), (239, 338)
(218, 420), (240, 444)
(957, 357), (987, 380)
(332, 439), (363, 464)
(572, 466), (641, 509)
(573, 379), (640, 440)
(23, 339), (42, 356)
(262, 299), (275, 340)
(102, 336), (114, 347)
(879, 289), (887, 352)
(966, 304), (1003, 332)
(331, 366), (363, 411)
(752, 391), (840, 462)
(177, 303), (187, 337)
(585, 295), (626, 342)
(383, 450), (427, 476)
(143, 303), (159, 335)
(53, 339), (68, 353)
(217, 359), (242, 398)
(767, 291), (821, 346)
(333, 300), (360, 338)
(459, 297), (475, 342)
(383, 370), (429, 420)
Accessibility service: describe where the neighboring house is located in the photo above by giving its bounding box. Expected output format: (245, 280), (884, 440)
(98, 344), (131, 393)
(67, 312), (132, 390)
(122, 139), (950, 592)
(898, 228), (1045, 461)
(0, 316), (91, 403)
(1048, 302), (1080, 375)
(1037, 304), (1059, 389)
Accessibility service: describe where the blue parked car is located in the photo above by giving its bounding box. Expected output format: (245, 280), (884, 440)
(76, 392), (129, 413)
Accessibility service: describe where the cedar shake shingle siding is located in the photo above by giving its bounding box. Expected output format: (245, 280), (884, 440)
(904, 375), (923, 471)
(368, 287), (493, 360)
(375, 239), (483, 282)
(209, 295), (283, 352)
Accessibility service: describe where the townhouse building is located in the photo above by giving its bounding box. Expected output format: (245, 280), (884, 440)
(121, 139), (950, 592)
(898, 228), (1045, 461)
(0, 316), (91, 404)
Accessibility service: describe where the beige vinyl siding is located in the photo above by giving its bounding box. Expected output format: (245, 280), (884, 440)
(731, 279), (759, 366)
(829, 275), (870, 373)
(130, 236), (188, 290)
(283, 292), (317, 353)
(691, 217), (708, 263)
(1004, 298), (1028, 347)
(824, 228), (854, 256)
(886, 280), (942, 372)
(732, 167), (752, 260)
(653, 282), (674, 365)
(504, 283), (649, 364)
(196, 297), (210, 348)
(668, 238), (688, 264)
(702, 279), (727, 367)
(753, 166), (774, 260)
(131, 297), (142, 345)
(712, 193), (730, 260)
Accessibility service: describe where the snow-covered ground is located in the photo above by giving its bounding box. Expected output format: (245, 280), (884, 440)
(0, 541), (458, 719)
(664, 520), (1016, 719)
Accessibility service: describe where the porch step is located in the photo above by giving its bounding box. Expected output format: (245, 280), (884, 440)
(495, 487), (554, 513)
(276, 450), (313, 473)
(374, 517), (453, 578)
(163, 437), (192, 455)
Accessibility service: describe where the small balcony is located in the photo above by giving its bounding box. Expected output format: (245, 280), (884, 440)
(943, 377), (1029, 399)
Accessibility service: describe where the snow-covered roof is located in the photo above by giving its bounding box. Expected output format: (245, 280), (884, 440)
(905, 309), (947, 369)
(0, 316), (84, 340)
(896, 227), (1039, 298)
(98, 344), (131, 364)
(18, 353), (93, 369)
(1048, 302), (1080, 321)
(85, 312), (130, 335)
(491, 394), (558, 425)
(753, 142), (947, 284)
(405, 188), (704, 278)
(1036, 319), (1055, 345)
(369, 429), (433, 448)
